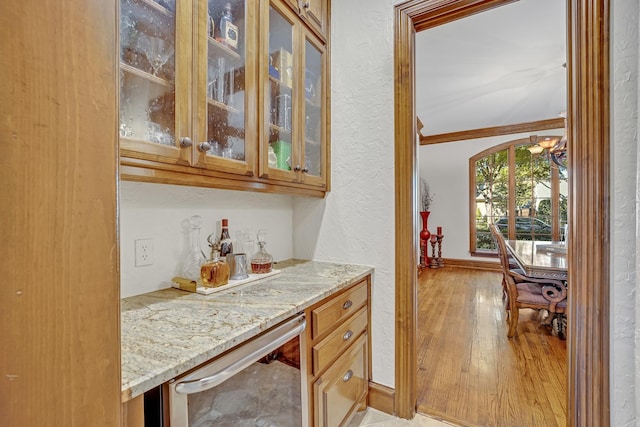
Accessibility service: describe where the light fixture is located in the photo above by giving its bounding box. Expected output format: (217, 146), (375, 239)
(527, 144), (544, 154)
(538, 136), (561, 149)
(527, 112), (568, 168)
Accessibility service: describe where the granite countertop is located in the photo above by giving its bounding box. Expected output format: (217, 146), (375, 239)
(120, 259), (374, 402)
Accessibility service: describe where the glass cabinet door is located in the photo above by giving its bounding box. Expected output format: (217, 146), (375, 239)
(194, 0), (256, 175)
(301, 33), (325, 185)
(261, 1), (297, 181)
(120, 0), (188, 164)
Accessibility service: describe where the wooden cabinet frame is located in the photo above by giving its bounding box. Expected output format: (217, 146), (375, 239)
(393, 0), (610, 424)
(120, 0), (330, 197)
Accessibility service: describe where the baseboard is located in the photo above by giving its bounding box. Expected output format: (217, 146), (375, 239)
(368, 381), (395, 416)
(441, 258), (501, 272)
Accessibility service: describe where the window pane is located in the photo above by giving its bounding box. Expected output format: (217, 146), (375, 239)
(474, 150), (508, 250)
(514, 145), (552, 241)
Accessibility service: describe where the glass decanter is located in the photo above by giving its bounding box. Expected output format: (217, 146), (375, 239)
(200, 246), (230, 288)
(182, 215), (207, 281)
(250, 230), (273, 274)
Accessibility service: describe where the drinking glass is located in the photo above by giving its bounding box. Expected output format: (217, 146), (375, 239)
(137, 35), (174, 76)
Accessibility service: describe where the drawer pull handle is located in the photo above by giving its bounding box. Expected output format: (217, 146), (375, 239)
(342, 300), (353, 310)
(343, 370), (353, 382)
(343, 330), (353, 341)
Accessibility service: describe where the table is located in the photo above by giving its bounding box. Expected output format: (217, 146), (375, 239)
(505, 240), (568, 281)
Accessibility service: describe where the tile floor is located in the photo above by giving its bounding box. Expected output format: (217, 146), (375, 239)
(349, 408), (460, 427)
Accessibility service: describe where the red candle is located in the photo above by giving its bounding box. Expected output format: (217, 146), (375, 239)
(437, 226), (442, 235)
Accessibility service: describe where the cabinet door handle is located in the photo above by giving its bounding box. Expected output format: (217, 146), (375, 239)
(294, 165), (301, 172)
(198, 141), (212, 152)
(301, 166), (309, 173)
(343, 370), (353, 382)
(303, 1), (310, 9)
(342, 300), (353, 310)
(343, 330), (353, 341)
(179, 137), (193, 148)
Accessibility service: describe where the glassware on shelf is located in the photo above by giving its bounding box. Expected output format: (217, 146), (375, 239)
(182, 215), (207, 281)
(251, 230), (273, 274)
(137, 35), (174, 76)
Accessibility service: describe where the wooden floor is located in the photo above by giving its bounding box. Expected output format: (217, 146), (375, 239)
(416, 266), (567, 427)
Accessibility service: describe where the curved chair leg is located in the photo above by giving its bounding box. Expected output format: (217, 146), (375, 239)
(507, 302), (519, 338)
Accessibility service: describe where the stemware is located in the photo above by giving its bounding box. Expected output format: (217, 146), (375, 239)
(137, 35), (174, 76)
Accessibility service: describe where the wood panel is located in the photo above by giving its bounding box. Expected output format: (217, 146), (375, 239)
(368, 381), (395, 416)
(393, 1), (419, 419)
(420, 117), (565, 145)
(416, 267), (567, 426)
(0, 0), (120, 425)
(567, 1), (610, 425)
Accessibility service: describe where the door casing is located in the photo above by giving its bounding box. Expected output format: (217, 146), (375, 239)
(393, 0), (611, 425)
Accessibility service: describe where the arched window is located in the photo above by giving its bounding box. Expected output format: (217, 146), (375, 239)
(469, 136), (568, 255)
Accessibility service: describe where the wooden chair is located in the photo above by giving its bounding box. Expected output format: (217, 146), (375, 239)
(490, 224), (567, 338)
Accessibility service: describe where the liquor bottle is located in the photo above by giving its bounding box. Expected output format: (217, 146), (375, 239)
(200, 246), (230, 288)
(182, 215), (207, 281)
(219, 218), (233, 258)
(217, 3), (238, 49)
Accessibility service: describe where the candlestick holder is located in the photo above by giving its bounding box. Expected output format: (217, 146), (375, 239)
(429, 236), (439, 269)
(436, 234), (445, 267)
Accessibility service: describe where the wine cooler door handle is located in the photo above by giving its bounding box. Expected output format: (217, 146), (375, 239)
(342, 300), (353, 310)
(173, 314), (306, 395)
(179, 137), (193, 148)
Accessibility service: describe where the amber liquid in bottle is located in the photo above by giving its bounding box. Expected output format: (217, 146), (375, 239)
(200, 251), (230, 288)
(250, 240), (273, 274)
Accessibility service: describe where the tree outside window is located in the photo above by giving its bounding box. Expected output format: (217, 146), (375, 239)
(470, 136), (567, 253)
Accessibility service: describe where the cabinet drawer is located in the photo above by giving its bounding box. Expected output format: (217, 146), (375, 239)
(312, 280), (368, 339)
(314, 333), (368, 427)
(313, 306), (367, 375)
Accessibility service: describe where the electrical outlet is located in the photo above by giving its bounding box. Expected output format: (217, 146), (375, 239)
(135, 239), (153, 267)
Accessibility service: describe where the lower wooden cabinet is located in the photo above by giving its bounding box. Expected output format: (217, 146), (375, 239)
(304, 276), (371, 427)
(313, 334), (368, 427)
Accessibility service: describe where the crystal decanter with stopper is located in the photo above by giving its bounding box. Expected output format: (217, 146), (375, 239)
(182, 215), (207, 281)
(250, 229), (273, 274)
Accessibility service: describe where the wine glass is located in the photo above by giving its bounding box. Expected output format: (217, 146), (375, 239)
(137, 35), (174, 77)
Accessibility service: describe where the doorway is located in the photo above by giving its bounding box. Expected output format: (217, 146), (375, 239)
(393, 0), (611, 425)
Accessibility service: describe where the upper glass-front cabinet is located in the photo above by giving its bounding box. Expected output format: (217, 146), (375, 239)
(261, 0), (326, 187)
(120, 0), (188, 165)
(194, 0), (256, 175)
(119, 0), (328, 193)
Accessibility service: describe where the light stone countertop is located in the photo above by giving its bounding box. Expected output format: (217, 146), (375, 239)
(120, 259), (374, 402)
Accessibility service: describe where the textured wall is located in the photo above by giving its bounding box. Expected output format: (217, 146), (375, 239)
(120, 182), (293, 297)
(611, 0), (639, 425)
(293, 0), (397, 387)
(419, 130), (563, 261)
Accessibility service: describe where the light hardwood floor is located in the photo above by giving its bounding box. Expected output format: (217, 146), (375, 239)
(416, 266), (567, 427)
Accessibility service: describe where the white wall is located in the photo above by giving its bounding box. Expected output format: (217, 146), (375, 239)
(293, 0), (397, 387)
(120, 181), (293, 297)
(418, 129), (563, 262)
(611, 0), (639, 425)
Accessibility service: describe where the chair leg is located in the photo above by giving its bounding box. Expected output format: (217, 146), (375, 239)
(507, 302), (519, 338)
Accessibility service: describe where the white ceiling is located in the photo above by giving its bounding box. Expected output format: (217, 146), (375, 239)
(415, 0), (567, 136)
